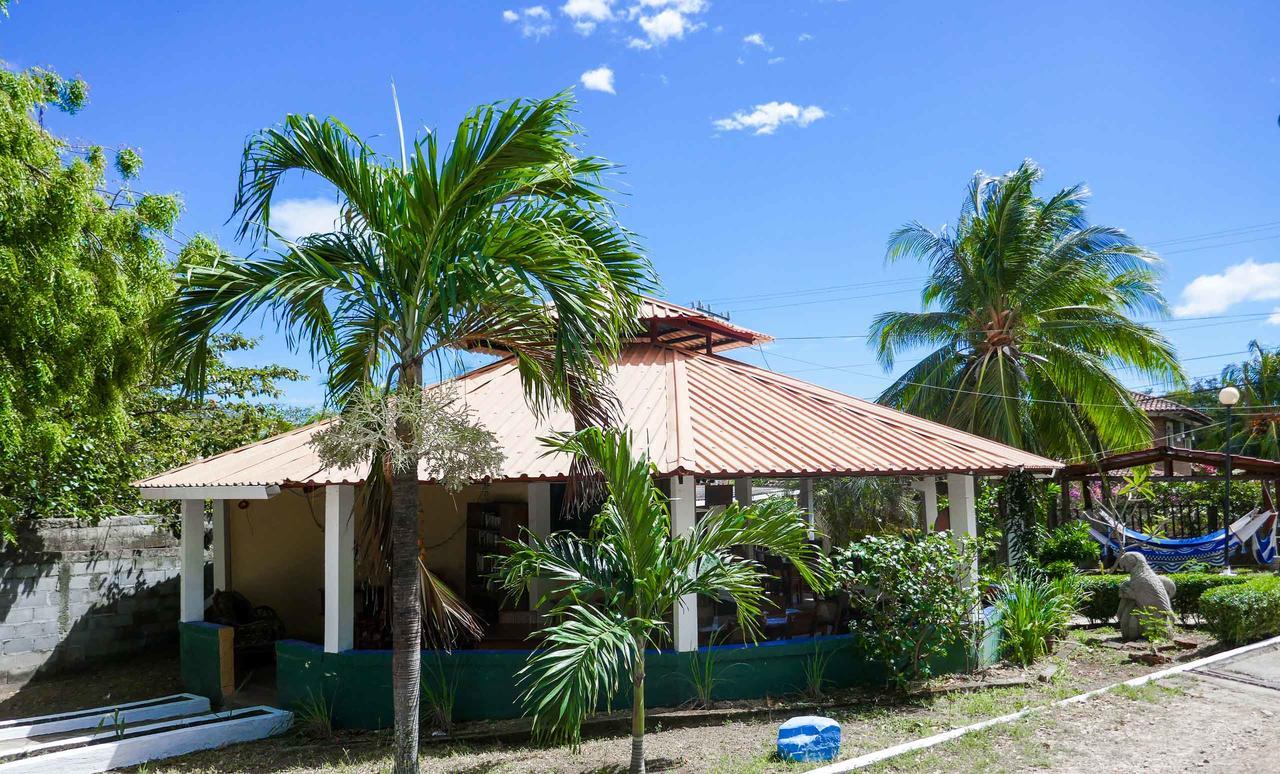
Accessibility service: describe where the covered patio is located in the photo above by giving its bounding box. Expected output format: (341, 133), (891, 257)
(136, 298), (1060, 721)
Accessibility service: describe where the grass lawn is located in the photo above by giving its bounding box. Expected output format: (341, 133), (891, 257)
(87, 625), (1217, 773)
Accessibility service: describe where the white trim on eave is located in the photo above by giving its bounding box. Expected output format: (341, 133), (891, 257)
(138, 485), (281, 501)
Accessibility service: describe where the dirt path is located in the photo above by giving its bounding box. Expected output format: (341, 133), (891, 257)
(879, 645), (1280, 773)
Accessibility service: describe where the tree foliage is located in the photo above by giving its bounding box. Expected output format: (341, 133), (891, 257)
(1169, 340), (1280, 459)
(871, 159), (1183, 459)
(0, 66), (175, 539)
(815, 476), (917, 546)
(157, 92), (656, 774)
(494, 427), (830, 772)
(833, 532), (978, 689)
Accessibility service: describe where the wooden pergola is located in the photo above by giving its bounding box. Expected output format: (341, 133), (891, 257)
(1055, 445), (1280, 529)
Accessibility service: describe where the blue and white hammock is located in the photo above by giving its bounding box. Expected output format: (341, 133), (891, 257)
(1083, 506), (1277, 572)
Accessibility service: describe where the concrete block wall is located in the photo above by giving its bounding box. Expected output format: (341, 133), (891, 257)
(0, 516), (193, 685)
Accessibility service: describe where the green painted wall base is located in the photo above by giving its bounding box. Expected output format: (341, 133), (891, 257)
(274, 606), (1004, 730)
(179, 621), (232, 705)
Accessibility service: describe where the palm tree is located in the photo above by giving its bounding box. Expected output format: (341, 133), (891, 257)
(158, 92), (655, 773)
(871, 159), (1183, 460)
(494, 427), (831, 774)
(814, 477), (918, 546)
(1220, 340), (1280, 459)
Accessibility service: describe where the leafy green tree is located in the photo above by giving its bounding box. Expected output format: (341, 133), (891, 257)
(871, 159), (1183, 459)
(0, 66), (175, 540)
(157, 93), (653, 773)
(494, 428), (829, 774)
(15, 330), (306, 524)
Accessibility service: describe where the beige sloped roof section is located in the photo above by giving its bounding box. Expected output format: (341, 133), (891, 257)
(135, 342), (1060, 492)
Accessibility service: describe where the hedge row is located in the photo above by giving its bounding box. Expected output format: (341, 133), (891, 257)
(1200, 576), (1280, 645)
(1077, 572), (1254, 623)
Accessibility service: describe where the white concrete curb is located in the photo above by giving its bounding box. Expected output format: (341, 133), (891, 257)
(808, 634), (1280, 773)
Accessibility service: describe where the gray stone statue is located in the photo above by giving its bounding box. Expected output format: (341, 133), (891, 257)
(1115, 551), (1176, 641)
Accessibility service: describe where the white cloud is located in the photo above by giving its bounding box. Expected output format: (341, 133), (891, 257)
(503, 5), (554, 37)
(271, 198), (342, 240)
(627, 0), (707, 48)
(530, 0), (708, 48)
(713, 101), (828, 135)
(562, 0), (613, 33)
(743, 32), (767, 47)
(798, 32), (813, 42)
(767, 56), (785, 65)
(1174, 259), (1280, 317)
(580, 65), (616, 93)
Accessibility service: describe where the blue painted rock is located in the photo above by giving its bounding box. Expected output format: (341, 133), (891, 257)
(776, 715), (841, 763)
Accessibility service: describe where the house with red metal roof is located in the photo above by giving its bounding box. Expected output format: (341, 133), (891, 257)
(136, 298), (1059, 723)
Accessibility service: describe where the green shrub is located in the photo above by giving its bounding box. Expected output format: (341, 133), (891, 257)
(834, 532), (978, 689)
(1043, 560), (1078, 580)
(1200, 575), (1280, 645)
(1038, 521), (1100, 568)
(996, 573), (1084, 666)
(1169, 573), (1251, 622)
(1077, 571), (1254, 624)
(1077, 575), (1124, 623)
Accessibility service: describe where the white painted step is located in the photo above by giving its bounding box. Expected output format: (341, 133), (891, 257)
(0, 694), (210, 742)
(0, 706), (292, 774)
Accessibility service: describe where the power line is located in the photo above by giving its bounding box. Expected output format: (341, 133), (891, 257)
(758, 348), (1280, 413)
(706, 219), (1280, 315)
(767, 312), (1277, 342)
(699, 276), (926, 306)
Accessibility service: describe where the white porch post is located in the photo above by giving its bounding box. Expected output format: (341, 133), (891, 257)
(733, 477), (753, 506)
(527, 482), (552, 611)
(211, 499), (229, 592)
(912, 477), (939, 531)
(180, 499), (205, 623)
(670, 475), (698, 652)
(945, 473), (979, 582)
(796, 478), (815, 540)
(324, 485), (355, 653)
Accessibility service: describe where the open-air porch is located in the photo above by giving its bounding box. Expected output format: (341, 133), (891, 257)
(136, 298), (1060, 724)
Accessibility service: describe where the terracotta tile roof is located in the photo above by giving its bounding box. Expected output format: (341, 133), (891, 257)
(1130, 391), (1212, 424)
(135, 344), (1060, 490)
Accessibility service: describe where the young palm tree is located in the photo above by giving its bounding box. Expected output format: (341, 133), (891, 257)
(1221, 340), (1280, 459)
(158, 93), (654, 773)
(871, 159), (1183, 459)
(495, 427), (831, 774)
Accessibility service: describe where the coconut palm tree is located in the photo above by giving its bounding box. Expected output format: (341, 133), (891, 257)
(494, 427), (831, 774)
(871, 159), (1183, 460)
(158, 92), (655, 774)
(1220, 340), (1280, 459)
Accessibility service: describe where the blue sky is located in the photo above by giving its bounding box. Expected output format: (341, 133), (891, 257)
(5, 0), (1280, 407)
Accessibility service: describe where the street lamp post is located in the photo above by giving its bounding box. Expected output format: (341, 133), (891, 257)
(1219, 386), (1241, 574)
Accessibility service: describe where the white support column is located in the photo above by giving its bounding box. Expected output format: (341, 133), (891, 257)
(945, 473), (979, 582)
(527, 482), (552, 611)
(324, 485), (355, 653)
(733, 477), (753, 506)
(180, 499), (205, 623)
(670, 475), (699, 653)
(912, 477), (939, 531)
(211, 500), (229, 592)
(796, 478), (815, 540)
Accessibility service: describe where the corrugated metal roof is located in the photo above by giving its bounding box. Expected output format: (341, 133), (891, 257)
(135, 344), (1060, 490)
(633, 298), (770, 351)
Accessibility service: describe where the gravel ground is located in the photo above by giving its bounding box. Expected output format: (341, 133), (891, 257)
(877, 643), (1280, 773)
